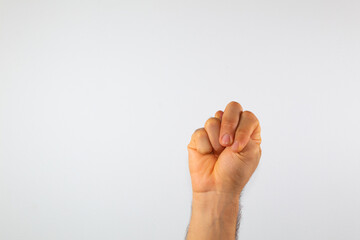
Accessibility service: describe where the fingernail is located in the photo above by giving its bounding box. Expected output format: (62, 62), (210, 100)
(221, 134), (231, 145)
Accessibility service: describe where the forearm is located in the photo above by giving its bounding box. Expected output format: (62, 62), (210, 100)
(186, 191), (241, 240)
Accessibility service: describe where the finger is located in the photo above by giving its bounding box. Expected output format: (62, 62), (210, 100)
(219, 101), (243, 146)
(231, 111), (261, 152)
(215, 110), (223, 121)
(204, 117), (225, 155)
(187, 128), (213, 155)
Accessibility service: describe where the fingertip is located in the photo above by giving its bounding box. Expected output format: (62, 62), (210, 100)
(231, 140), (240, 152)
(198, 145), (213, 155)
(215, 110), (223, 120)
(232, 136), (249, 152)
(231, 140), (245, 152)
(195, 129), (213, 155)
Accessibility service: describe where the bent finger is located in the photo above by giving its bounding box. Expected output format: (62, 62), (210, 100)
(187, 128), (213, 155)
(231, 111), (260, 152)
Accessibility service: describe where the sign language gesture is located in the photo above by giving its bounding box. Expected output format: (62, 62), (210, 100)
(187, 101), (262, 196)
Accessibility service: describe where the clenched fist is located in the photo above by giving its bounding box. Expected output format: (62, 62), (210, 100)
(186, 101), (262, 240)
(187, 101), (262, 196)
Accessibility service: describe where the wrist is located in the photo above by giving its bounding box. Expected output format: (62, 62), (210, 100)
(192, 190), (239, 207)
(186, 191), (241, 240)
(191, 191), (240, 220)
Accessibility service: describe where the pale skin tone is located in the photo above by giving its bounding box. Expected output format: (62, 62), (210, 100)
(186, 101), (262, 240)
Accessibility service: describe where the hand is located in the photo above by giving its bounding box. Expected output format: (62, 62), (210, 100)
(187, 101), (262, 196)
(186, 101), (262, 240)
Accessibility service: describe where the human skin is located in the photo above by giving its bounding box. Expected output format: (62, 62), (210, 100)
(186, 101), (262, 240)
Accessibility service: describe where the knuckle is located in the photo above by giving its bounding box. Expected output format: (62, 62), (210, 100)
(243, 110), (259, 122)
(215, 110), (223, 118)
(205, 117), (220, 128)
(235, 129), (248, 136)
(221, 121), (237, 130)
(194, 127), (206, 136)
(227, 101), (243, 110)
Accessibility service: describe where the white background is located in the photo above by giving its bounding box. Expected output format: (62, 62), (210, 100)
(1, 0), (360, 239)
